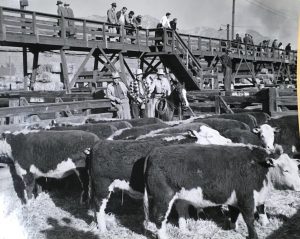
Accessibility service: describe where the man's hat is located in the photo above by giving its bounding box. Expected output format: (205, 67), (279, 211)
(64, 3), (70, 6)
(135, 69), (143, 75)
(136, 15), (142, 19)
(111, 2), (117, 7)
(112, 72), (120, 79)
(56, 1), (63, 5)
(157, 69), (165, 75)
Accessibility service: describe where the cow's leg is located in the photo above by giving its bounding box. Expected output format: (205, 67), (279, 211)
(228, 205), (240, 230)
(256, 204), (269, 226)
(238, 198), (258, 239)
(175, 200), (189, 231)
(148, 180), (176, 239)
(8, 164), (27, 204)
(92, 177), (113, 233)
(73, 168), (89, 204)
(23, 172), (36, 200)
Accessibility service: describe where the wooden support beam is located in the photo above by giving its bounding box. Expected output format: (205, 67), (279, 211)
(119, 52), (127, 85)
(123, 58), (135, 81)
(142, 56), (158, 74)
(97, 46), (117, 72)
(60, 48), (70, 93)
(98, 53), (118, 72)
(69, 47), (96, 89)
(31, 50), (39, 85)
(0, 99), (111, 118)
(219, 96), (234, 114)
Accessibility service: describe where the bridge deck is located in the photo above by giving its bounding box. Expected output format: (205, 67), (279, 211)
(0, 6), (296, 64)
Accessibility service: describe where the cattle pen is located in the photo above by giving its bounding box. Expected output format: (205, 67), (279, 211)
(0, 4), (300, 239)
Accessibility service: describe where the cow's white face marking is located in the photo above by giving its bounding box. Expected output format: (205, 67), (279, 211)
(29, 158), (76, 179)
(253, 124), (276, 151)
(189, 126), (232, 145)
(269, 153), (300, 191)
(12, 129), (40, 135)
(0, 139), (12, 159)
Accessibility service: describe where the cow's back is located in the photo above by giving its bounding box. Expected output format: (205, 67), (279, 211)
(145, 144), (269, 199)
(8, 130), (99, 172)
(194, 118), (250, 132)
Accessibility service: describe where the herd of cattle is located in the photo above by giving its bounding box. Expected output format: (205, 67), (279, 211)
(0, 112), (300, 239)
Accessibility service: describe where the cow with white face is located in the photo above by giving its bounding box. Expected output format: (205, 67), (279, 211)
(143, 145), (300, 239)
(0, 130), (99, 204)
(253, 124), (280, 152)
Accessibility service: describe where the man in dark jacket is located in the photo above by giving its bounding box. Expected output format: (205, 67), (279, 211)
(285, 43), (291, 56)
(170, 18), (177, 31)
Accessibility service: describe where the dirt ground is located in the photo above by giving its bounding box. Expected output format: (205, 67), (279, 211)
(1, 165), (300, 239)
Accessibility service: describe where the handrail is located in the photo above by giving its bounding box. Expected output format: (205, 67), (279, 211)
(0, 5), (297, 60)
(173, 30), (202, 70)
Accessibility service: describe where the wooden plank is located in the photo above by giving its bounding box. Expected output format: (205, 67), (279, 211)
(0, 99), (111, 118)
(60, 49), (70, 92)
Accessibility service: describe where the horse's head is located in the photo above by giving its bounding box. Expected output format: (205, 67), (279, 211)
(171, 83), (189, 108)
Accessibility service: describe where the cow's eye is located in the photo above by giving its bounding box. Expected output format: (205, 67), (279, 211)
(283, 169), (289, 173)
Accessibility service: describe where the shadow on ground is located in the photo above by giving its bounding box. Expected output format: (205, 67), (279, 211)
(41, 217), (99, 239)
(267, 208), (300, 239)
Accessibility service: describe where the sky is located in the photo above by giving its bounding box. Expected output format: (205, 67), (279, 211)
(1, 0), (300, 46)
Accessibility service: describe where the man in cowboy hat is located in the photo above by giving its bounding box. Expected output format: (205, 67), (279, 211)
(64, 2), (75, 37)
(147, 69), (171, 117)
(57, 1), (66, 36)
(106, 72), (131, 119)
(129, 69), (151, 118)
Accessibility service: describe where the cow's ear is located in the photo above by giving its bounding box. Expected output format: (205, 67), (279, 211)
(274, 144), (283, 155)
(252, 127), (261, 134)
(187, 130), (198, 138)
(273, 127), (280, 133)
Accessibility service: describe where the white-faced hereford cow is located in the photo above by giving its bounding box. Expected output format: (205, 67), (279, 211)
(267, 115), (300, 157)
(224, 124), (278, 151)
(90, 125), (231, 232)
(0, 130), (99, 204)
(143, 144), (300, 239)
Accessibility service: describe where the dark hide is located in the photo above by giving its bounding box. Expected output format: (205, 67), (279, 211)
(125, 118), (166, 127)
(144, 145), (271, 238)
(246, 112), (270, 126)
(223, 129), (262, 146)
(207, 113), (257, 130)
(112, 123), (168, 140)
(50, 123), (117, 139)
(90, 137), (197, 206)
(267, 115), (300, 156)
(193, 118), (250, 133)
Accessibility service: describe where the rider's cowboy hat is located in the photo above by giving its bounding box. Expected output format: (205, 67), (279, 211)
(112, 72), (120, 79)
(157, 69), (165, 75)
(135, 69), (143, 75)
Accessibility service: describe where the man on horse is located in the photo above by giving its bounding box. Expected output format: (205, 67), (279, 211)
(147, 69), (171, 117)
(129, 69), (151, 118)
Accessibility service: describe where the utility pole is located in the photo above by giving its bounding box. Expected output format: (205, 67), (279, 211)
(232, 0), (235, 40)
(226, 24), (230, 42)
(20, 0), (29, 78)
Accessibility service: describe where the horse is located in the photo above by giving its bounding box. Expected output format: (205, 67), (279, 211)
(156, 82), (189, 121)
